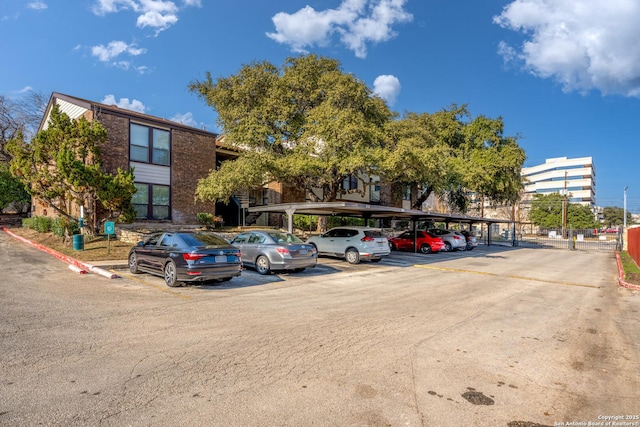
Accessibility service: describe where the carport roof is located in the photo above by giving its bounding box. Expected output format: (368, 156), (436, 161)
(247, 202), (513, 225)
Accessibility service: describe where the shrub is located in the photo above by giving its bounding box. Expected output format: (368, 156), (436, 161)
(22, 217), (34, 229)
(196, 212), (224, 229)
(32, 216), (53, 233)
(51, 217), (79, 237)
(293, 214), (317, 232)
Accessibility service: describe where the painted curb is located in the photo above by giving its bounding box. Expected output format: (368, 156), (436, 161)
(1, 227), (120, 279)
(615, 251), (640, 291)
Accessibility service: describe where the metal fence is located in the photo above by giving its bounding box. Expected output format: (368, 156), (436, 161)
(516, 228), (622, 252)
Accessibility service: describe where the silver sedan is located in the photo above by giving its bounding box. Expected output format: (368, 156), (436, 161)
(230, 230), (317, 275)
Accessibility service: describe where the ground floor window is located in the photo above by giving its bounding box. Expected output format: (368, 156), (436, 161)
(133, 183), (170, 220)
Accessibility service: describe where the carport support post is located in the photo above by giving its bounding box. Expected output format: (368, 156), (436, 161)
(285, 208), (296, 234)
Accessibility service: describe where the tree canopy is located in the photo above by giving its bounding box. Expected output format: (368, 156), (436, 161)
(6, 105), (137, 231)
(382, 105), (525, 211)
(0, 91), (46, 163)
(190, 54), (392, 203)
(189, 54), (525, 212)
(602, 206), (633, 227)
(529, 193), (599, 229)
(0, 163), (30, 213)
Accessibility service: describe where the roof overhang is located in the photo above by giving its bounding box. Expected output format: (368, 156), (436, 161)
(248, 202), (514, 229)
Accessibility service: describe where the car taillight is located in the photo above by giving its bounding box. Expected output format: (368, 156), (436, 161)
(361, 236), (375, 242)
(183, 253), (207, 261)
(453, 236), (461, 240)
(275, 247), (290, 256)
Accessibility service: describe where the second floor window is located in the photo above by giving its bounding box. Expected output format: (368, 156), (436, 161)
(130, 123), (170, 166)
(342, 175), (358, 191)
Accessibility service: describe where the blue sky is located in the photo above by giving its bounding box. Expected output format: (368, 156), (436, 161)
(2, 0), (639, 211)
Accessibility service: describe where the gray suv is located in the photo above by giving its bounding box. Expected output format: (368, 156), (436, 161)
(306, 226), (390, 264)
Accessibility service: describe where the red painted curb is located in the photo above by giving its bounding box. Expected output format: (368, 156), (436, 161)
(615, 251), (640, 291)
(1, 227), (119, 279)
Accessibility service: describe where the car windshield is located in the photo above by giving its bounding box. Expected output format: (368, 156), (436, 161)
(180, 232), (229, 248)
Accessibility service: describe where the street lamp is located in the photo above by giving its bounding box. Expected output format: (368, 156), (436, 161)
(624, 186), (628, 229)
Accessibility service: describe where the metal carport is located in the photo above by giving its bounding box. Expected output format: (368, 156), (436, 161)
(247, 202), (515, 246)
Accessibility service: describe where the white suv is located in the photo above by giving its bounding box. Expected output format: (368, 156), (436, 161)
(306, 226), (390, 264)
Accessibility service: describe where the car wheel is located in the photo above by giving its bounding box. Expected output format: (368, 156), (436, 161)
(444, 242), (453, 252)
(466, 242), (474, 250)
(345, 248), (360, 264)
(256, 255), (271, 275)
(419, 244), (432, 254)
(164, 260), (180, 287)
(128, 253), (140, 274)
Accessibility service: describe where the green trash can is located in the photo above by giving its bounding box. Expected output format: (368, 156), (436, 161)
(72, 234), (84, 251)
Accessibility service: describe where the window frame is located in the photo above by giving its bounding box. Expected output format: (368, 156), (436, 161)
(129, 122), (171, 166)
(133, 182), (171, 221)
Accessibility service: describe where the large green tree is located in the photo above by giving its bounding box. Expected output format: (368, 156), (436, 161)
(189, 54), (392, 203)
(529, 193), (598, 229)
(458, 111), (525, 209)
(602, 206), (633, 227)
(6, 105), (137, 232)
(189, 54), (525, 213)
(381, 105), (525, 212)
(529, 193), (564, 228)
(381, 110), (454, 208)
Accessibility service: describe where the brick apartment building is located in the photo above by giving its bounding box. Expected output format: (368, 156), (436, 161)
(35, 92), (218, 226)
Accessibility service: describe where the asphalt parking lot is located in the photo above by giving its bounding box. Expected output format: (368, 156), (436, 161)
(2, 232), (640, 427)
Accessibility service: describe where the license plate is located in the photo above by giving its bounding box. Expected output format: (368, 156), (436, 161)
(299, 249), (308, 255)
(215, 255), (227, 263)
(377, 241), (384, 246)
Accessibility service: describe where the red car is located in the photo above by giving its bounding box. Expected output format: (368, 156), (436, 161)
(388, 230), (445, 254)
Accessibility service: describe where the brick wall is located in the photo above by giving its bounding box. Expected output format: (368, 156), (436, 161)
(95, 111), (130, 174)
(171, 128), (217, 224)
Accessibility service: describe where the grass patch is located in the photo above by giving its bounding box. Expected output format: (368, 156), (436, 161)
(9, 227), (132, 261)
(620, 251), (640, 285)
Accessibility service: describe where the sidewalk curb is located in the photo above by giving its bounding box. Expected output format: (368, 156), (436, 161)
(1, 227), (120, 279)
(615, 251), (640, 291)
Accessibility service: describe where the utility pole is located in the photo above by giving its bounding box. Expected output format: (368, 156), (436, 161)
(562, 171), (568, 238)
(624, 186), (628, 229)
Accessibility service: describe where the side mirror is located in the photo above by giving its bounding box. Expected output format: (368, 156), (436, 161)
(137, 241), (145, 247)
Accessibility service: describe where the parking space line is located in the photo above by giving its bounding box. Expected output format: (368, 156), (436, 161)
(412, 264), (600, 288)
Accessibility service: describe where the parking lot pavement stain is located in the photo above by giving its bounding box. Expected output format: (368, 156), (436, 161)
(507, 421), (552, 427)
(412, 264), (601, 288)
(461, 389), (494, 405)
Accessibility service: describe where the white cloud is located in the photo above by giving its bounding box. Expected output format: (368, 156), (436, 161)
(17, 86), (34, 94)
(27, 1), (47, 11)
(373, 74), (401, 105)
(101, 95), (147, 113)
(91, 40), (146, 62)
(92, 0), (196, 34)
(494, 0), (640, 97)
(267, 0), (413, 59)
(170, 112), (199, 128)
